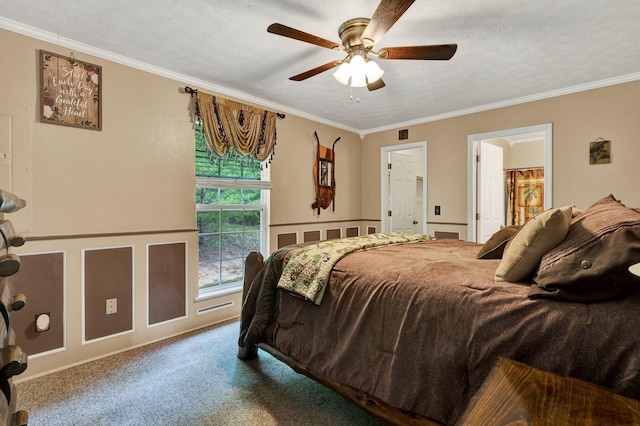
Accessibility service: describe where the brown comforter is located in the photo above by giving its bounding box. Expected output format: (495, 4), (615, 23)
(239, 239), (640, 425)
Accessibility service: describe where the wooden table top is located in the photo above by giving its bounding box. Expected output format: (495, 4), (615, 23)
(458, 357), (640, 425)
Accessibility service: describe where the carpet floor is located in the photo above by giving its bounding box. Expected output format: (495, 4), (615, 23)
(16, 320), (384, 425)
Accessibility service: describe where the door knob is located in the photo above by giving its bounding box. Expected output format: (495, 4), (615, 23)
(413, 220), (418, 224)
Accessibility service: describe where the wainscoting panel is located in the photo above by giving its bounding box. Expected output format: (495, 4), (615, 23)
(83, 246), (133, 342)
(367, 226), (377, 234)
(326, 229), (341, 240)
(303, 230), (321, 243)
(345, 227), (359, 237)
(277, 233), (297, 249)
(148, 242), (186, 326)
(434, 231), (460, 240)
(11, 252), (65, 356)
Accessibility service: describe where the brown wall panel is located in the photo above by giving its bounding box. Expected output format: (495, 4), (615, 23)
(345, 227), (359, 237)
(84, 247), (133, 341)
(148, 243), (186, 325)
(11, 252), (64, 355)
(434, 231), (460, 240)
(367, 226), (377, 234)
(326, 229), (341, 240)
(303, 230), (320, 243)
(277, 233), (297, 249)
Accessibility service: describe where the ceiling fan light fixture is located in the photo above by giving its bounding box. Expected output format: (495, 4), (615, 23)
(333, 62), (351, 85)
(350, 73), (367, 87)
(365, 59), (384, 84)
(349, 54), (367, 86)
(269, 0), (458, 90)
(348, 54), (367, 87)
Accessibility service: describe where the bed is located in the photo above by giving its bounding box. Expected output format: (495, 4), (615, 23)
(238, 194), (640, 425)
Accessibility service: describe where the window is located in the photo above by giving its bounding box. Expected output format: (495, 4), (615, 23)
(195, 123), (269, 297)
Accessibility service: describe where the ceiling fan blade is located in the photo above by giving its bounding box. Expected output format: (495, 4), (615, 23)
(289, 61), (339, 81)
(268, 23), (340, 50)
(367, 79), (386, 91)
(361, 0), (415, 46)
(379, 44), (458, 60)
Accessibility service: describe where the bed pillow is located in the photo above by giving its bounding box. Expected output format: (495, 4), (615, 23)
(572, 206), (584, 217)
(530, 194), (640, 301)
(477, 225), (521, 259)
(495, 205), (573, 282)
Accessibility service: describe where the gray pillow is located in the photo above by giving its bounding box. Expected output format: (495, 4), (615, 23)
(477, 225), (521, 259)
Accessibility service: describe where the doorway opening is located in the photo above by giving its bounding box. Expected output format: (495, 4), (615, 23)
(467, 124), (552, 242)
(380, 141), (427, 234)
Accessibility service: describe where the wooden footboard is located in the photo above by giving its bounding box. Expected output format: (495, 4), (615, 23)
(238, 251), (442, 426)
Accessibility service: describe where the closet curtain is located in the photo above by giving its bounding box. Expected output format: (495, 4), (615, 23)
(506, 168), (544, 226)
(196, 92), (277, 162)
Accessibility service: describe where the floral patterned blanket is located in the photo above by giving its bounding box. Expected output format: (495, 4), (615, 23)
(276, 232), (431, 304)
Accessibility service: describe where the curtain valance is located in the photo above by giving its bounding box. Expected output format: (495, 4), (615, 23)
(195, 92), (277, 163)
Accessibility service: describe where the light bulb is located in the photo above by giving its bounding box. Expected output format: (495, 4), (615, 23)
(365, 59), (384, 84)
(333, 62), (351, 85)
(349, 54), (367, 87)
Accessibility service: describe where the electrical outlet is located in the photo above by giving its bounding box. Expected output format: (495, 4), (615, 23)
(106, 298), (117, 315)
(435, 205), (441, 215)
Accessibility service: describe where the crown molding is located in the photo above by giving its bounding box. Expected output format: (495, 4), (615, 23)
(361, 72), (640, 136)
(0, 17), (360, 135)
(2, 16), (639, 138)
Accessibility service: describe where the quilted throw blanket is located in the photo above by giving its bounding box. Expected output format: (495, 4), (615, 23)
(277, 232), (431, 305)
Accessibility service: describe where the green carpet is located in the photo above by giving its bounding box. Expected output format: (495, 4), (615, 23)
(16, 320), (384, 425)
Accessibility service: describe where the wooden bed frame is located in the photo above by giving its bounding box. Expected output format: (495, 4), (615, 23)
(237, 251), (441, 426)
(237, 246), (640, 425)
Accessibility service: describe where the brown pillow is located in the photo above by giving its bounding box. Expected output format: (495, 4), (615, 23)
(495, 206), (573, 282)
(477, 226), (521, 259)
(530, 194), (640, 301)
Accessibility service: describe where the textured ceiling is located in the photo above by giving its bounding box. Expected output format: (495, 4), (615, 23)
(1, 0), (640, 134)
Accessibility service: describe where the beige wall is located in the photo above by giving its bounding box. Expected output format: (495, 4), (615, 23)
(482, 138), (544, 171)
(269, 117), (362, 245)
(361, 81), (640, 237)
(0, 28), (362, 380)
(510, 140), (544, 169)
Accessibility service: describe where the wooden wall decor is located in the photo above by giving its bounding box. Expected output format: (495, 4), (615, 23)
(39, 50), (102, 130)
(589, 137), (611, 164)
(311, 131), (339, 214)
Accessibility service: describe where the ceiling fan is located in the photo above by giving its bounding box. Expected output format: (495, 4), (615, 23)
(267, 0), (457, 91)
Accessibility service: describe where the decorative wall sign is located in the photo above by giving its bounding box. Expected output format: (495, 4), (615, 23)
(589, 137), (611, 164)
(39, 50), (102, 130)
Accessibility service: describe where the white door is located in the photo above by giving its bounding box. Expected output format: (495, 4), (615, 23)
(389, 151), (417, 233)
(478, 142), (504, 243)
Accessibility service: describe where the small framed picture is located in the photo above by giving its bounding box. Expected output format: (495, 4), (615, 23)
(589, 138), (611, 164)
